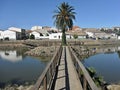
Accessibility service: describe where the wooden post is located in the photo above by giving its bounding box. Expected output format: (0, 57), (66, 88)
(83, 76), (87, 90)
(50, 65), (52, 77)
(49, 66), (52, 82)
(75, 62), (78, 72)
(43, 76), (47, 90)
(78, 67), (81, 79)
(53, 60), (55, 71)
(52, 62), (54, 76)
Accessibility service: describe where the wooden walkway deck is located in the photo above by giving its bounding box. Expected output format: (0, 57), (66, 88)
(54, 46), (83, 90)
(31, 46), (99, 90)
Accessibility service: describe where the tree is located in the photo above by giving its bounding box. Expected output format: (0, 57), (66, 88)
(114, 28), (118, 33)
(30, 34), (35, 39)
(53, 2), (76, 45)
(100, 28), (105, 32)
(4, 37), (9, 41)
(73, 34), (78, 39)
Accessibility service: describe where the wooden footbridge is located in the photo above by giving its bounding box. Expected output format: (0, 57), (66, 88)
(30, 45), (100, 90)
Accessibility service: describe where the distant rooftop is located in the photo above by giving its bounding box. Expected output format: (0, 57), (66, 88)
(84, 28), (102, 33)
(31, 26), (42, 30)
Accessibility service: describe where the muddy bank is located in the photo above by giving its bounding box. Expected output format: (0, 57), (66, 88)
(25, 46), (57, 57)
(81, 39), (120, 46)
(107, 84), (120, 90)
(0, 41), (57, 57)
(68, 39), (120, 46)
(0, 84), (33, 90)
(0, 44), (30, 50)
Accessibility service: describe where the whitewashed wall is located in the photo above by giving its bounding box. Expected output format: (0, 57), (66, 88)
(118, 36), (120, 40)
(78, 36), (86, 39)
(85, 31), (94, 38)
(0, 31), (4, 39)
(9, 27), (21, 32)
(4, 30), (16, 40)
(30, 31), (40, 39)
(49, 33), (62, 39)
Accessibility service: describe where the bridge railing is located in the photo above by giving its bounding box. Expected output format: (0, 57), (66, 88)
(31, 45), (62, 90)
(68, 46), (100, 90)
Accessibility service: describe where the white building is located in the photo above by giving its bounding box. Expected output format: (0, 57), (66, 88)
(50, 27), (59, 31)
(30, 31), (40, 39)
(66, 30), (87, 39)
(112, 27), (120, 30)
(85, 28), (101, 38)
(117, 36), (120, 40)
(0, 30), (4, 40)
(30, 29), (50, 39)
(85, 28), (118, 39)
(31, 26), (42, 30)
(49, 33), (62, 39)
(9, 27), (22, 32)
(4, 30), (17, 40)
(3, 27), (26, 40)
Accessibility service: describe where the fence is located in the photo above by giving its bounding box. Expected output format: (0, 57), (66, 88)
(68, 46), (100, 90)
(31, 45), (62, 90)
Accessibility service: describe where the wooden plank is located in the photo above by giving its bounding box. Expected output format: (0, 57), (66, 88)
(69, 46), (100, 90)
(54, 47), (66, 90)
(31, 46), (62, 90)
(43, 76), (47, 90)
(66, 46), (83, 90)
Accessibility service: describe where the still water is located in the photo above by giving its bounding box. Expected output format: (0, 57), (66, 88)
(0, 50), (50, 88)
(82, 46), (120, 84)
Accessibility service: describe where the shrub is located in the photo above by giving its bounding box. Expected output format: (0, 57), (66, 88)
(4, 37), (9, 41)
(73, 34), (78, 39)
(30, 34), (35, 39)
(87, 67), (104, 86)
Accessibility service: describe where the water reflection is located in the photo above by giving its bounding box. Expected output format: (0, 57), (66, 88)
(73, 45), (120, 84)
(117, 51), (120, 58)
(92, 46), (118, 54)
(0, 51), (22, 62)
(0, 49), (49, 88)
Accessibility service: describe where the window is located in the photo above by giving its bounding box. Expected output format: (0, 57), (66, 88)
(54, 36), (57, 38)
(59, 35), (60, 39)
(40, 33), (43, 36)
(46, 33), (49, 36)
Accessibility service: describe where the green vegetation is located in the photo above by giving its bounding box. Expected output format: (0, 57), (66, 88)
(117, 51), (120, 58)
(29, 34), (35, 39)
(4, 37), (9, 41)
(100, 28), (120, 36)
(87, 67), (104, 86)
(46, 33), (49, 36)
(53, 2), (76, 45)
(73, 34), (78, 39)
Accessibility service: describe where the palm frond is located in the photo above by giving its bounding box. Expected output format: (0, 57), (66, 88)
(53, 2), (76, 30)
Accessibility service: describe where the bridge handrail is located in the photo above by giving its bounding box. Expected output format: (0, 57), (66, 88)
(68, 46), (100, 90)
(31, 45), (62, 90)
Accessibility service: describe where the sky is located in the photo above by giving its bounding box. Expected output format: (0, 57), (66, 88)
(0, 0), (120, 30)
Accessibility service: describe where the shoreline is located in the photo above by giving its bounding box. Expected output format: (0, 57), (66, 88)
(1, 40), (120, 89)
(1, 40), (120, 57)
(0, 39), (120, 46)
(0, 84), (33, 90)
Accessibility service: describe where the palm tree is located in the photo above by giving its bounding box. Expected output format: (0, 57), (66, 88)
(53, 2), (76, 45)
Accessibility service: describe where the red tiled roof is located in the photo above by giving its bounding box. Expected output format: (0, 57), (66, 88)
(72, 26), (80, 30)
(26, 30), (33, 33)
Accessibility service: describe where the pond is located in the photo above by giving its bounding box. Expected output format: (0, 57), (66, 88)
(0, 49), (50, 88)
(82, 46), (120, 84)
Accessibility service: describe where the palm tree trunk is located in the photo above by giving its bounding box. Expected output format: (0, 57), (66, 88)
(62, 28), (66, 45)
